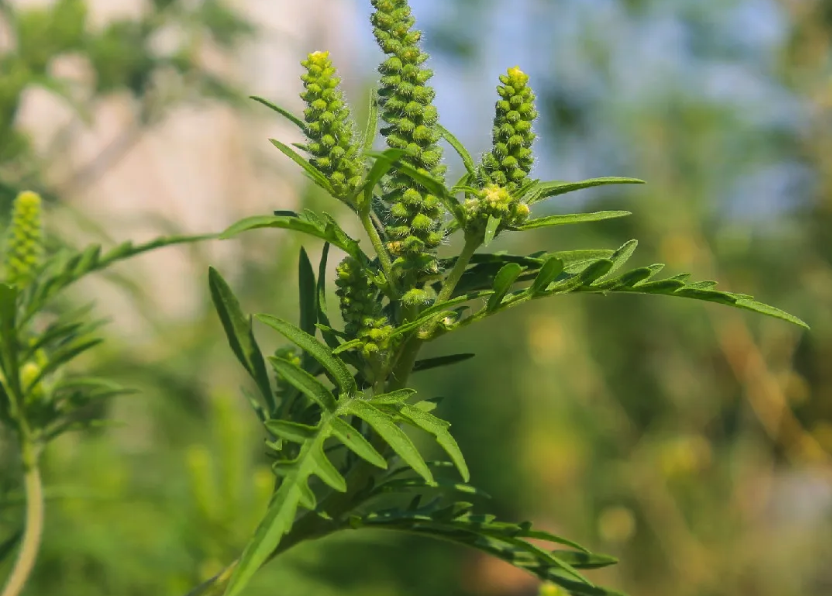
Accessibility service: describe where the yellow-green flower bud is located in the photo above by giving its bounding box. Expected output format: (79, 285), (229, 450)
(335, 257), (394, 356)
(463, 184), (530, 240)
(480, 66), (537, 191)
(371, 0), (445, 277)
(300, 51), (364, 202)
(538, 583), (569, 596)
(4, 190), (44, 288)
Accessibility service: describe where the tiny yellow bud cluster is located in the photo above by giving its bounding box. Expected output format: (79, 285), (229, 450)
(463, 184), (530, 240)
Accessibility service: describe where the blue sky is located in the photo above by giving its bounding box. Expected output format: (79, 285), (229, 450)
(345, 0), (806, 220)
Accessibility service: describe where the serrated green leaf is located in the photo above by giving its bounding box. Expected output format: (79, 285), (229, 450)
(265, 420), (319, 443)
(226, 425), (329, 596)
(438, 124), (476, 175)
(370, 151), (465, 226)
(315, 244), (342, 349)
(399, 405), (469, 482)
(684, 280), (718, 290)
(593, 266), (656, 290)
(346, 400), (434, 484)
(491, 535), (591, 586)
(532, 258), (564, 294)
(359, 149), (405, 210)
(372, 478), (489, 498)
(26, 235), (213, 322)
(553, 259), (614, 293)
(542, 572), (628, 596)
(603, 240), (638, 277)
(413, 353), (475, 373)
(208, 268), (275, 411)
(320, 214), (365, 261)
(527, 177), (645, 205)
(298, 248), (317, 337)
(361, 90), (379, 156)
(552, 249), (616, 270)
(552, 551), (619, 569)
(268, 357), (337, 411)
(329, 417), (387, 468)
(484, 215), (501, 246)
(518, 528), (591, 553)
(298, 483), (317, 510)
(370, 388), (417, 405)
(673, 287), (736, 305)
(23, 319), (85, 359)
(220, 214), (321, 240)
(630, 278), (687, 293)
(269, 138), (335, 194)
(389, 311), (449, 339)
(488, 263), (524, 312)
(0, 284), (19, 392)
(256, 315), (357, 395)
(516, 211), (631, 231)
(250, 96), (305, 130)
(734, 298), (809, 329)
(332, 339), (363, 354)
(25, 338), (103, 391)
(220, 214), (363, 261)
(310, 443), (347, 491)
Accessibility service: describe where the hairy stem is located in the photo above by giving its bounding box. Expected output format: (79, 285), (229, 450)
(1, 446), (43, 596)
(360, 209), (398, 297)
(435, 237), (479, 305)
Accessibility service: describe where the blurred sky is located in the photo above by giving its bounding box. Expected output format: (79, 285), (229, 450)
(343, 0), (810, 220)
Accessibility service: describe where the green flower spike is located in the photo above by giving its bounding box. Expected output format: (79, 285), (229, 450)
(464, 67), (537, 242)
(300, 51), (364, 203)
(335, 256), (394, 357)
(480, 66), (537, 191)
(3, 190), (44, 288)
(371, 0), (446, 278)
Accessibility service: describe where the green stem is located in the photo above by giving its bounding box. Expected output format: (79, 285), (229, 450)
(1, 446), (43, 596)
(182, 562), (238, 596)
(386, 334), (422, 392)
(360, 210), (398, 297)
(435, 237), (479, 305)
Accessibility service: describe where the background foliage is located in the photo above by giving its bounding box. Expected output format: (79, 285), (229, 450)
(1, 1), (830, 595)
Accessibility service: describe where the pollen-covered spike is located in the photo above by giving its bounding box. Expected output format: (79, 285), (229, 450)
(480, 66), (537, 192)
(335, 257), (394, 357)
(4, 190), (44, 288)
(300, 51), (364, 202)
(371, 0), (446, 279)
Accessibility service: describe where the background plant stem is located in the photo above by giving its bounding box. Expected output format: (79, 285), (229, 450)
(1, 445), (43, 596)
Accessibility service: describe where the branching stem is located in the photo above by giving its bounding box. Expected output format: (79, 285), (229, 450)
(360, 209), (399, 297)
(435, 237), (479, 305)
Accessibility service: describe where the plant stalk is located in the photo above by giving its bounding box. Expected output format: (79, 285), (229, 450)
(185, 230), (476, 596)
(359, 210), (398, 297)
(435, 237), (479, 305)
(1, 445), (43, 596)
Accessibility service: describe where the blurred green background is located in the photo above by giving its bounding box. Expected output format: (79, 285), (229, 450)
(1, 1), (831, 595)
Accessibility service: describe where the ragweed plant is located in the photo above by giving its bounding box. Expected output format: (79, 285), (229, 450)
(204, 1), (808, 595)
(0, 191), (210, 596)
